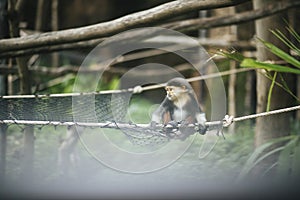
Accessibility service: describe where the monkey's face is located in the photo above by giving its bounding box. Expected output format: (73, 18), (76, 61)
(165, 85), (188, 101)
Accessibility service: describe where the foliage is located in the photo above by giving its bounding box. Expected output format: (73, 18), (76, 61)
(237, 133), (300, 183)
(43, 74), (121, 94)
(218, 25), (300, 182)
(218, 25), (300, 74)
(218, 26), (300, 104)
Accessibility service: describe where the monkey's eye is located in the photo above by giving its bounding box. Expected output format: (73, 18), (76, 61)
(165, 86), (186, 93)
(165, 86), (174, 92)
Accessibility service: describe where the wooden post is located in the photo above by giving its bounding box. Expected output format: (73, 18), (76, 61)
(0, 125), (7, 184)
(235, 1), (256, 116)
(35, 0), (46, 31)
(8, 0), (35, 181)
(51, 0), (59, 67)
(209, 6), (236, 128)
(228, 60), (236, 133)
(253, 0), (296, 176)
(0, 0), (9, 184)
(253, 0), (294, 147)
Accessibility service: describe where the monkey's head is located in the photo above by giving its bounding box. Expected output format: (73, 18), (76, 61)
(165, 77), (192, 102)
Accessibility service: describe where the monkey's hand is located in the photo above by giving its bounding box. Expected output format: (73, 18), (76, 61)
(195, 123), (208, 135)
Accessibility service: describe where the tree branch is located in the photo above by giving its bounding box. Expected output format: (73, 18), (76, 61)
(0, 0), (248, 53)
(164, 0), (300, 32)
(0, 0), (296, 58)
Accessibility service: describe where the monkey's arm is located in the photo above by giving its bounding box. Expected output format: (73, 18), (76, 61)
(195, 112), (207, 135)
(196, 112), (207, 125)
(151, 98), (171, 125)
(190, 97), (207, 134)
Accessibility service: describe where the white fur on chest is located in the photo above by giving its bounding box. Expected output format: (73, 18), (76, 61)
(173, 108), (189, 121)
(172, 93), (190, 121)
(173, 93), (189, 109)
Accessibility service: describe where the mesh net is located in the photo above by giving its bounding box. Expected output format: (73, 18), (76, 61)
(121, 126), (169, 146)
(0, 93), (129, 122)
(0, 92), (170, 146)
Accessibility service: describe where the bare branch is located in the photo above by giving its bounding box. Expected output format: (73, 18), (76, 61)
(0, 0), (296, 58)
(0, 0), (248, 54)
(164, 0), (300, 32)
(0, 35), (255, 59)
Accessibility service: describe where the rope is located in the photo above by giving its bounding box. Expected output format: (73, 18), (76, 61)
(0, 68), (253, 99)
(233, 105), (300, 122)
(1, 105), (299, 128)
(210, 105), (300, 128)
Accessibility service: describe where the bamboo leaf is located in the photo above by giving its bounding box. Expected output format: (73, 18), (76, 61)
(263, 73), (300, 102)
(241, 58), (300, 75)
(258, 38), (300, 69)
(266, 72), (277, 112)
(237, 136), (294, 181)
(271, 29), (300, 56)
(286, 25), (300, 45)
(291, 138), (300, 180)
(217, 49), (245, 62)
(276, 138), (297, 181)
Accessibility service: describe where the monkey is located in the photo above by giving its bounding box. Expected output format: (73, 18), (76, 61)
(151, 77), (207, 140)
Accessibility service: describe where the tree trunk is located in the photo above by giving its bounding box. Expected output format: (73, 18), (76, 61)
(253, 0), (296, 175)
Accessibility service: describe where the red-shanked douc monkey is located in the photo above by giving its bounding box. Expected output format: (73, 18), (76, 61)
(151, 77), (207, 140)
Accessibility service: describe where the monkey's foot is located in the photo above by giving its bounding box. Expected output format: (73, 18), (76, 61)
(163, 121), (178, 132)
(195, 123), (208, 135)
(163, 121), (180, 138)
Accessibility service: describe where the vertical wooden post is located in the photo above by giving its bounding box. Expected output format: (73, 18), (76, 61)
(51, 0), (59, 67)
(209, 6), (236, 129)
(228, 60), (236, 133)
(0, 0), (9, 185)
(253, 0), (296, 176)
(0, 125), (7, 184)
(235, 2), (255, 117)
(253, 0), (294, 147)
(8, 0), (35, 181)
(35, 0), (46, 31)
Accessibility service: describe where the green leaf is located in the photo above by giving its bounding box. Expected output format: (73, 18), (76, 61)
(258, 38), (300, 69)
(291, 139), (300, 180)
(271, 29), (300, 56)
(266, 72), (277, 112)
(237, 136), (294, 181)
(276, 138), (297, 181)
(217, 49), (245, 62)
(286, 25), (300, 45)
(241, 58), (300, 75)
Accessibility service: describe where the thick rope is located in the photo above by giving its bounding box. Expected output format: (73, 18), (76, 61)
(1, 105), (299, 128)
(233, 105), (300, 122)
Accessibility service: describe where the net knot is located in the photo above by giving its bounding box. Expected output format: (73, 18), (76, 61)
(222, 115), (234, 127)
(133, 85), (143, 94)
